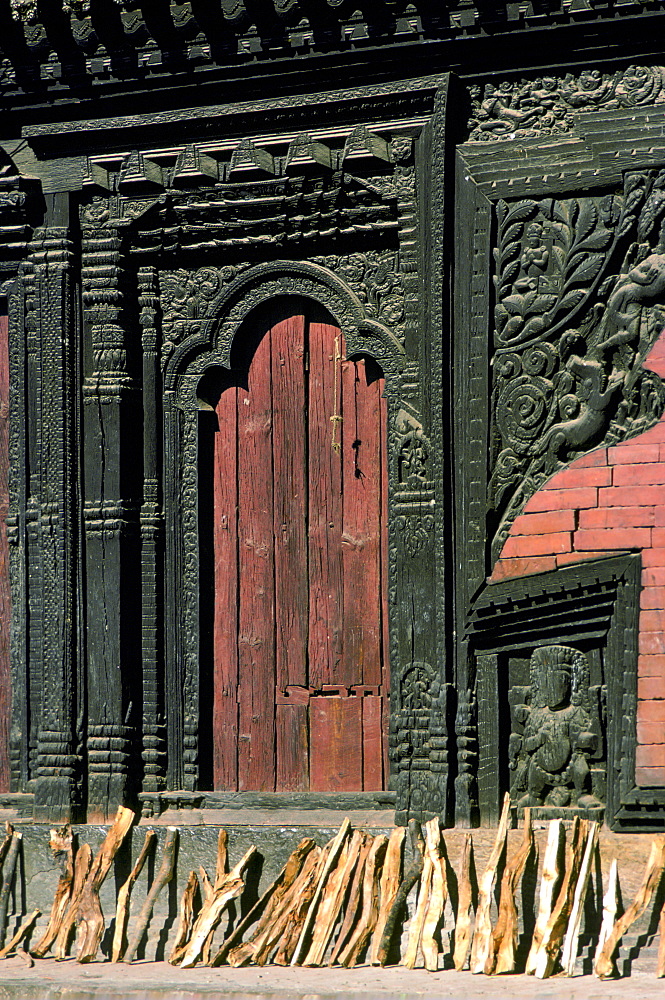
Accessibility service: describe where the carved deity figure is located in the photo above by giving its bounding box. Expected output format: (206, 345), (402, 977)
(599, 251), (665, 355)
(510, 645), (600, 809)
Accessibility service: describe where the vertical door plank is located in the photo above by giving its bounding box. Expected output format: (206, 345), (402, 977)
(310, 696), (362, 792)
(237, 327), (276, 791)
(362, 694), (383, 791)
(341, 359), (382, 689)
(0, 316), (9, 792)
(307, 320), (344, 689)
(213, 385), (239, 789)
(272, 313), (309, 791)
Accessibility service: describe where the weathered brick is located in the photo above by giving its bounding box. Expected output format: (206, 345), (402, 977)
(598, 485), (665, 506)
(502, 532), (572, 558)
(613, 464), (665, 486)
(638, 676), (665, 700)
(637, 700), (665, 721)
(556, 551), (603, 567)
(489, 556), (557, 583)
(636, 744), (665, 767)
(573, 527), (650, 551)
(653, 507), (665, 526)
(640, 610), (665, 632)
(637, 721), (665, 744)
(636, 766), (665, 786)
(510, 510), (576, 535)
(579, 506), (656, 529)
(650, 528), (665, 548)
(570, 449), (607, 468)
(643, 568), (665, 586)
(638, 653), (665, 676)
(608, 443), (661, 464)
(640, 630), (665, 655)
(640, 587), (665, 610)
(524, 487), (597, 513)
(546, 467), (612, 488)
(642, 548), (665, 567)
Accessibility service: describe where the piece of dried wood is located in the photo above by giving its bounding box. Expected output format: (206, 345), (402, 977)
(16, 945), (34, 968)
(303, 830), (364, 967)
(266, 846), (326, 967)
(214, 837), (316, 968)
(290, 817), (350, 966)
(533, 817), (587, 979)
(178, 844), (255, 969)
(329, 834), (374, 966)
(338, 834), (388, 968)
(370, 826), (405, 966)
(469, 792), (510, 974)
(31, 825), (75, 959)
(123, 827), (179, 964)
(0, 831), (21, 949)
(453, 833), (475, 972)
(595, 837), (665, 980)
(214, 829), (229, 889)
(525, 819), (564, 976)
(402, 835), (434, 969)
(54, 843), (93, 961)
(111, 828), (156, 963)
(486, 808), (534, 975)
(75, 805), (136, 963)
(561, 820), (599, 976)
(376, 819), (424, 966)
(421, 818), (449, 972)
(169, 871), (200, 966)
(0, 909), (40, 959)
(657, 892), (665, 978)
(594, 858), (620, 972)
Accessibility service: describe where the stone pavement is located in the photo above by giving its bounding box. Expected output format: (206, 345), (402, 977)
(0, 959), (662, 1000)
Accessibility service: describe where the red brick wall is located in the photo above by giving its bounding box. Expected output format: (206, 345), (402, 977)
(490, 331), (665, 788)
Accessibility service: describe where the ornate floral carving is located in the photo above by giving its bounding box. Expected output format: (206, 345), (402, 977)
(314, 251), (406, 343)
(468, 65), (665, 142)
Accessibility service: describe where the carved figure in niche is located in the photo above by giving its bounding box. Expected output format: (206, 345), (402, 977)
(398, 428), (429, 483)
(598, 251), (665, 356)
(510, 645), (600, 809)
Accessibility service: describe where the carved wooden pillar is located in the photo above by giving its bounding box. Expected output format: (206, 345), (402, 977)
(138, 266), (166, 795)
(82, 219), (141, 821)
(30, 210), (82, 822)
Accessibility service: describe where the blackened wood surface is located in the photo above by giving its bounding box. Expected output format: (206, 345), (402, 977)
(0, 316), (9, 792)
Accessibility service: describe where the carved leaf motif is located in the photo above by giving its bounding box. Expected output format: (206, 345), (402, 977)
(564, 252), (607, 287)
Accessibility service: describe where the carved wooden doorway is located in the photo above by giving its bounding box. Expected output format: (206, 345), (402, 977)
(212, 300), (389, 792)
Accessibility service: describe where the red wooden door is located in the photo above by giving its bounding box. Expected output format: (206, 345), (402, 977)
(212, 304), (389, 792)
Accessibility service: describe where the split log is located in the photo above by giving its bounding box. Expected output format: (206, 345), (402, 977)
(111, 829), (156, 963)
(595, 837), (665, 980)
(168, 871), (200, 966)
(123, 827), (179, 964)
(214, 837), (316, 967)
(657, 891), (665, 978)
(561, 820), (599, 976)
(54, 843), (93, 960)
(469, 792), (511, 974)
(402, 824), (436, 970)
(375, 819), (425, 966)
(199, 866), (214, 904)
(303, 830), (364, 966)
(16, 946), (34, 968)
(266, 846), (326, 966)
(178, 844), (256, 969)
(594, 858), (619, 972)
(453, 833), (474, 972)
(330, 834), (374, 966)
(0, 831), (21, 949)
(290, 817), (350, 966)
(214, 829), (229, 888)
(486, 807), (534, 975)
(533, 816), (587, 979)
(337, 834), (388, 968)
(75, 805), (136, 963)
(421, 818), (449, 972)
(31, 826), (75, 959)
(0, 909), (40, 959)
(370, 826), (405, 965)
(525, 819), (564, 975)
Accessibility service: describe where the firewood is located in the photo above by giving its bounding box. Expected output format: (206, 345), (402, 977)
(213, 837), (316, 967)
(303, 830), (364, 966)
(54, 843), (93, 960)
(453, 832), (474, 971)
(561, 820), (599, 976)
(168, 871), (200, 966)
(469, 792), (510, 974)
(178, 844), (255, 969)
(595, 837), (665, 980)
(16, 945), (34, 967)
(402, 833), (434, 969)
(595, 858), (619, 971)
(370, 826), (405, 965)
(290, 817), (351, 966)
(112, 828), (156, 962)
(421, 818), (449, 972)
(123, 827), (179, 964)
(266, 846), (325, 966)
(214, 829), (229, 888)
(75, 805), (136, 963)
(533, 817), (587, 979)
(657, 891), (665, 978)
(0, 831), (21, 949)
(199, 866), (214, 903)
(525, 819), (564, 975)
(486, 807), (534, 975)
(31, 825), (75, 958)
(0, 823), (13, 868)
(338, 834), (388, 967)
(0, 909), (40, 959)
(376, 819), (425, 966)
(330, 834), (374, 966)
